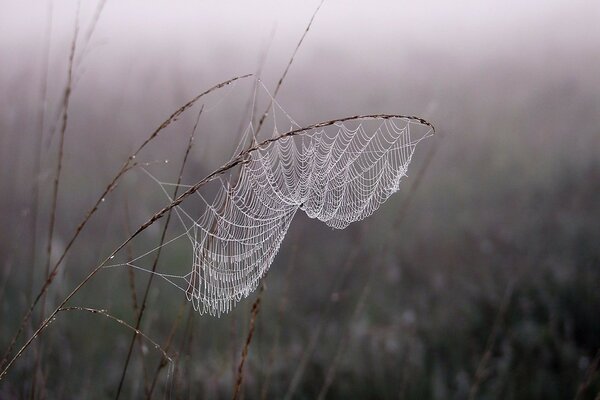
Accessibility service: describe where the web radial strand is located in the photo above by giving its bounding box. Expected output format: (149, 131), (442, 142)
(177, 117), (431, 316)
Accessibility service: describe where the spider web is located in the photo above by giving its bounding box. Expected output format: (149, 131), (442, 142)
(104, 94), (433, 316)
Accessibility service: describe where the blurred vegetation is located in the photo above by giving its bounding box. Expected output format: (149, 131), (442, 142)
(1, 2), (599, 399)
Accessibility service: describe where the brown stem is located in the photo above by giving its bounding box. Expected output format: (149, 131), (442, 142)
(232, 285), (264, 400)
(573, 348), (600, 399)
(260, 238), (300, 400)
(468, 281), (515, 400)
(58, 307), (171, 362)
(33, 11), (79, 399)
(316, 252), (376, 400)
(27, 0), (53, 305)
(146, 301), (188, 399)
(124, 200), (140, 314)
(40, 0), (78, 326)
(115, 105), (203, 399)
(122, 199), (152, 395)
(284, 246), (359, 400)
(44, 0), (108, 149)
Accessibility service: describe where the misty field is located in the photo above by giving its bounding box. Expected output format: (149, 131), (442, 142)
(1, 1), (599, 399)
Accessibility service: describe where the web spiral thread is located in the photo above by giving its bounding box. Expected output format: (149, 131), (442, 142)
(177, 117), (432, 315)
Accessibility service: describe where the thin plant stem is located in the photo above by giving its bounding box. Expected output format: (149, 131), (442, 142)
(77, 0), (107, 65)
(115, 105), (204, 399)
(124, 200), (140, 314)
(260, 238), (300, 400)
(45, 0), (107, 147)
(284, 246), (360, 400)
(32, 10), (79, 399)
(468, 281), (515, 400)
(316, 249), (378, 400)
(395, 134), (440, 226)
(573, 348), (600, 399)
(27, 0), (53, 304)
(40, 0), (79, 327)
(255, 0), (326, 135)
(232, 285), (264, 400)
(122, 199), (152, 396)
(58, 307), (171, 362)
(146, 300), (188, 400)
(234, 24), (276, 144)
(175, 306), (195, 399)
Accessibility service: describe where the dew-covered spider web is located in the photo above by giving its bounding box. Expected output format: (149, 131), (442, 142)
(104, 89), (433, 316)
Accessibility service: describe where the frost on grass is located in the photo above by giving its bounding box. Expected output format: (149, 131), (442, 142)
(107, 103), (433, 316)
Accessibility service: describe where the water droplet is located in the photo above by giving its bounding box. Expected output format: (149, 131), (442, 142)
(110, 255), (115, 260)
(132, 155), (136, 159)
(101, 198), (105, 202)
(165, 159), (169, 164)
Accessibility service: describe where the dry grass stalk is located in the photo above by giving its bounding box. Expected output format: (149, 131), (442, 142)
(172, 306), (195, 399)
(146, 300), (188, 399)
(255, 0), (326, 134)
(468, 281), (515, 400)
(123, 200), (140, 314)
(232, 285), (264, 400)
(40, 0), (79, 326)
(573, 348), (600, 400)
(27, 0), (53, 304)
(316, 250), (378, 400)
(260, 238), (300, 400)
(44, 0), (107, 147)
(32, 11), (79, 399)
(115, 105), (204, 399)
(122, 199), (153, 395)
(284, 246), (360, 400)
(58, 307), (171, 363)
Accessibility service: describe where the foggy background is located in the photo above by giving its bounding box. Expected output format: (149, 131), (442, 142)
(1, 1), (599, 399)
